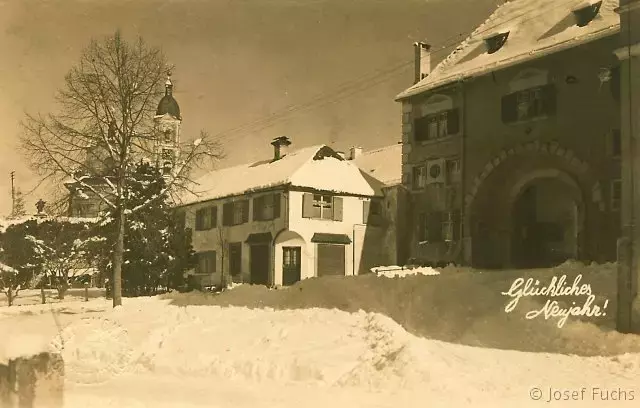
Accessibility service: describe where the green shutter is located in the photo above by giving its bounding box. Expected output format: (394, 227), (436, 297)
(302, 193), (314, 218)
(242, 200), (250, 223)
(195, 209), (204, 230)
(252, 196), (262, 221)
(332, 196), (343, 221)
(222, 203), (233, 226)
(210, 206), (218, 228)
(428, 211), (443, 242)
(452, 210), (461, 241)
(447, 108), (460, 135)
(501, 93), (518, 123)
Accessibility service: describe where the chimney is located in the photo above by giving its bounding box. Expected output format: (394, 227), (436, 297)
(271, 136), (292, 161)
(413, 42), (431, 84)
(349, 146), (363, 160)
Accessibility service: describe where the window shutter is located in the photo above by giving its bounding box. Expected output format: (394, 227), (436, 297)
(418, 213), (427, 242)
(447, 108), (460, 135)
(362, 200), (371, 224)
(302, 193), (314, 218)
(210, 206), (218, 228)
(541, 84), (557, 116)
(242, 200), (250, 223)
(332, 196), (344, 221)
(252, 196), (262, 221)
(195, 209), (203, 230)
(428, 211), (443, 242)
(222, 203), (233, 226)
(273, 193), (281, 219)
(452, 210), (461, 241)
(501, 93), (518, 123)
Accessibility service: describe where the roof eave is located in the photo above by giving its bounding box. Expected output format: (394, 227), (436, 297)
(395, 24), (620, 102)
(175, 182), (292, 208)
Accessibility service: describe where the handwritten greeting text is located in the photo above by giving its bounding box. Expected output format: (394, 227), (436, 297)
(501, 274), (609, 328)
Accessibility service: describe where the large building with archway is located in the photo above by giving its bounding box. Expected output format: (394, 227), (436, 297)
(396, 0), (623, 268)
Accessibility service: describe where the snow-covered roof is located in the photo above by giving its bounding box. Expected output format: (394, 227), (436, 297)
(397, 0), (620, 100)
(352, 144), (402, 187)
(179, 145), (384, 206)
(0, 216), (99, 233)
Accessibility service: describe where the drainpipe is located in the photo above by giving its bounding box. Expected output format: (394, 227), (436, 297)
(353, 223), (367, 275)
(459, 80), (467, 266)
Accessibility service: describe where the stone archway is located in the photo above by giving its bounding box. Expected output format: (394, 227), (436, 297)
(464, 140), (592, 215)
(508, 168), (585, 268)
(464, 141), (600, 268)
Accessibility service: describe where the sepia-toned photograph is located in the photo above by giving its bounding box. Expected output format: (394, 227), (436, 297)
(1, 0), (640, 406)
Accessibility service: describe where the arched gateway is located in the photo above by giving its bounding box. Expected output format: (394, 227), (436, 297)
(464, 141), (602, 269)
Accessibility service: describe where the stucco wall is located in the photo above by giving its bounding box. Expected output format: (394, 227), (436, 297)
(401, 34), (622, 266)
(185, 190), (286, 286)
(285, 190), (385, 281)
(184, 189), (389, 286)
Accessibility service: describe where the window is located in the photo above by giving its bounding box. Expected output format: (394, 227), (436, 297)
(502, 85), (556, 123)
(222, 200), (249, 226)
(283, 247), (299, 268)
(446, 159), (461, 184)
(228, 243), (242, 276)
(313, 195), (332, 219)
(611, 129), (622, 158)
(414, 108), (460, 142)
(611, 179), (622, 212)
(573, 1), (602, 27)
(163, 128), (173, 143)
(253, 193), (280, 221)
(485, 32), (509, 54)
(302, 193), (343, 221)
(417, 211), (461, 243)
(162, 148), (173, 160)
(442, 210), (461, 242)
(195, 206), (217, 230)
(363, 198), (383, 226)
(412, 165), (427, 189)
(196, 251), (216, 274)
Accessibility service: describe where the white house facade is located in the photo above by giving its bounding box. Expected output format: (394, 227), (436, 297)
(177, 137), (389, 288)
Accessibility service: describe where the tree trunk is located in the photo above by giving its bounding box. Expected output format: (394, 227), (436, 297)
(7, 287), (13, 307)
(41, 286), (46, 304)
(112, 207), (126, 307)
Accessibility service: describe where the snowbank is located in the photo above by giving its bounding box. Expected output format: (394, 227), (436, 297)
(34, 298), (640, 407)
(166, 262), (640, 357)
(371, 265), (440, 278)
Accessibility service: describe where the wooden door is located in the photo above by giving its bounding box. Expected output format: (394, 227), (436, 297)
(282, 247), (301, 286)
(249, 244), (270, 285)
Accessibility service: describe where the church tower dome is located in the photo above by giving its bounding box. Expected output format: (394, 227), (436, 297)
(156, 74), (181, 120)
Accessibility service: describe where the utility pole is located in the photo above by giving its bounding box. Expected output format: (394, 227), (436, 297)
(615, 0), (640, 333)
(10, 171), (15, 217)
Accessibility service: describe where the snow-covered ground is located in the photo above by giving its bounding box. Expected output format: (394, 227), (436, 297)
(1, 263), (639, 407)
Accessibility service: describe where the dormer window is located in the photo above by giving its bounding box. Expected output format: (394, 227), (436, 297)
(485, 32), (510, 54)
(573, 1), (602, 27)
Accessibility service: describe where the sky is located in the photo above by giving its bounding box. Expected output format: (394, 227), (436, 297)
(0, 0), (500, 215)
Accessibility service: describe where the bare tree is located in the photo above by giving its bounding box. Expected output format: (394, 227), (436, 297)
(20, 31), (221, 307)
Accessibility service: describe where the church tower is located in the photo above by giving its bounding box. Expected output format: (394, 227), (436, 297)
(154, 74), (182, 175)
